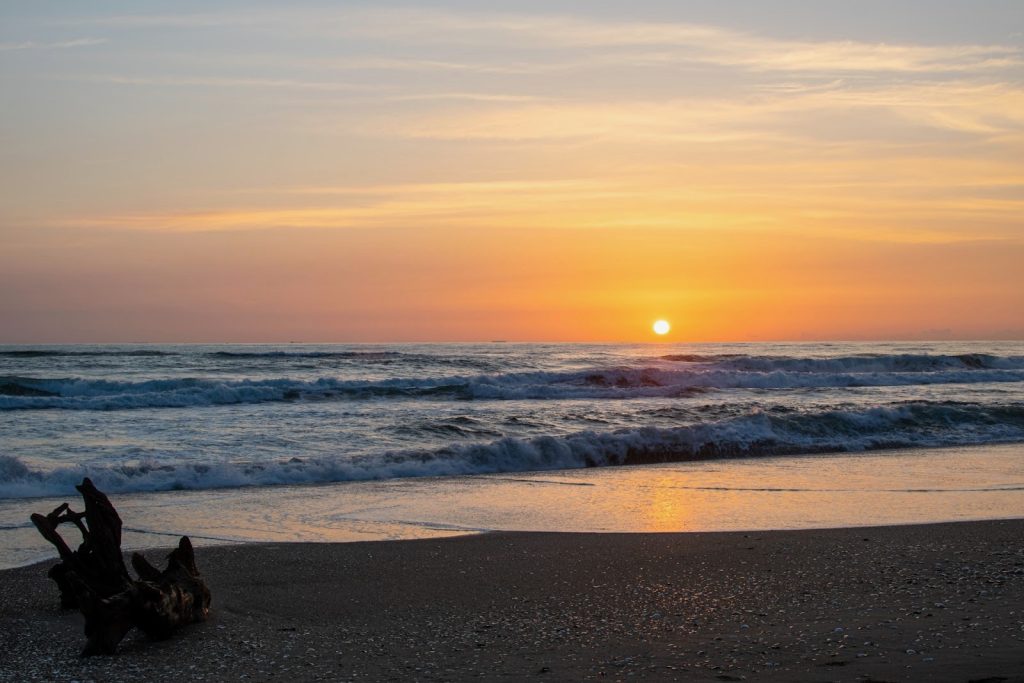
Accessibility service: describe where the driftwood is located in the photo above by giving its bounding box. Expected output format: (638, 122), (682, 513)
(30, 478), (211, 656)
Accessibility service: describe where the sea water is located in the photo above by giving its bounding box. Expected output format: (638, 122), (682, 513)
(2, 342), (1023, 567)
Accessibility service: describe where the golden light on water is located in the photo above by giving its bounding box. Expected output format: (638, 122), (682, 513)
(653, 320), (671, 335)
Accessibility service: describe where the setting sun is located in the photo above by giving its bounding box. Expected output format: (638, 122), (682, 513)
(653, 320), (671, 336)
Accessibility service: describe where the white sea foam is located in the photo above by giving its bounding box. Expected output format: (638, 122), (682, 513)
(2, 402), (1021, 499)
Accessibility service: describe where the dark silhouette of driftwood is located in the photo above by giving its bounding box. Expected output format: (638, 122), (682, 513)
(30, 478), (211, 656)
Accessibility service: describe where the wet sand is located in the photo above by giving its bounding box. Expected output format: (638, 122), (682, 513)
(2, 520), (1023, 682)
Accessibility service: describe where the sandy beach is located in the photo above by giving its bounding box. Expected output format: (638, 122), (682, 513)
(2, 520), (1023, 682)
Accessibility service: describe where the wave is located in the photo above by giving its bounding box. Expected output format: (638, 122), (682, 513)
(206, 350), (404, 359)
(660, 352), (1024, 373)
(2, 401), (1022, 498)
(6, 349), (1020, 373)
(3, 359), (1024, 410)
(0, 349), (176, 358)
(0, 349), (401, 360)
(0, 375), (467, 409)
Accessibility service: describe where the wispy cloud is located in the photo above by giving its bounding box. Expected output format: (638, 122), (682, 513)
(322, 56), (577, 76)
(380, 92), (546, 103)
(64, 12), (257, 29)
(68, 8), (1022, 75)
(25, 8), (1024, 243)
(0, 37), (106, 51)
(350, 80), (1024, 146)
(246, 179), (603, 197)
(344, 9), (1022, 75)
(60, 170), (1024, 245)
(63, 180), (625, 232)
(77, 75), (542, 103)
(76, 74), (384, 93)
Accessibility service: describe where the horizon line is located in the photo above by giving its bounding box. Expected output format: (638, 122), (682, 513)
(1, 337), (1022, 345)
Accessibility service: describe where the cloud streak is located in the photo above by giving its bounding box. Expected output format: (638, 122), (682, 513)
(0, 37), (106, 51)
(349, 80), (1024, 147)
(60, 169), (1024, 246)
(344, 9), (1022, 75)
(68, 7), (1022, 75)
(75, 74), (385, 92)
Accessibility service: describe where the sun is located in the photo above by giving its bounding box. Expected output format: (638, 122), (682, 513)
(653, 319), (671, 335)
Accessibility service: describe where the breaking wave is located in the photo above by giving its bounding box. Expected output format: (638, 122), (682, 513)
(660, 352), (1024, 372)
(3, 358), (1024, 410)
(0, 349), (176, 358)
(2, 402), (1023, 498)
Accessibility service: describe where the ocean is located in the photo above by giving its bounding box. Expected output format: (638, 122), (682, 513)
(2, 341), (1023, 567)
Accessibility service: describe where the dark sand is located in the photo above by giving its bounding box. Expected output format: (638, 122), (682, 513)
(2, 520), (1023, 682)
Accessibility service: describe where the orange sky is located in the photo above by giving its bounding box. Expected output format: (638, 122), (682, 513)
(1, 3), (1022, 342)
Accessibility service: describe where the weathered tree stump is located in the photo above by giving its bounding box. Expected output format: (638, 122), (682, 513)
(30, 478), (211, 656)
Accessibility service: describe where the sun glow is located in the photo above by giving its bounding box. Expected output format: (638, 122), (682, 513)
(2, 5), (1022, 344)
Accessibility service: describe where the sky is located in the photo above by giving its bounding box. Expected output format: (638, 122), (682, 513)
(1, 1), (1022, 342)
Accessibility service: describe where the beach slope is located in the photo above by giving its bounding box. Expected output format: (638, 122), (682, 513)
(2, 520), (1023, 681)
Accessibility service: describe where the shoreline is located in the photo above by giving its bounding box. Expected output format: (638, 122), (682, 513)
(5, 442), (1024, 572)
(3, 520), (1023, 681)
